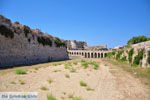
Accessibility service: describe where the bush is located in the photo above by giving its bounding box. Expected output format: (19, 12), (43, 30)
(127, 35), (150, 45)
(55, 37), (66, 47)
(0, 25), (14, 38)
(116, 50), (124, 60)
(133, 49), (144, 66)
(147, 51), (150, 64)
(107, 52), (115, 58)
(37, 36), (52, 47)
(128, 48), (134, 63)
(16, 69), (27, 74)
(121, 56), (127, 62)
(24, 26), (30, 37)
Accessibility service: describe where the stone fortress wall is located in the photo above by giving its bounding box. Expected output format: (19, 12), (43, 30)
(0, 15), (69, 68)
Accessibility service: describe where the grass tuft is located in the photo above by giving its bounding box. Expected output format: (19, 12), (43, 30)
(86, 87), (94, 91)
(40, 86), (49, 90)
(70, 68), (76, 73)
(80, 81), (87, 87)
(19, 80), (25, 85)
(65, 74), (70, 78)
(72, 97), (83, 100)
(47, 94), (56, 100)
(16, 69), (27, 74)
(47, 79), (53, 84)
(10, 81), (16, 84)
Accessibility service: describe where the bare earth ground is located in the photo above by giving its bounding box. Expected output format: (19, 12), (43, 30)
(0, 58), (150, 100)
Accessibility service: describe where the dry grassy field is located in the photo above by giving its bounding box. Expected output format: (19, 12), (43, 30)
(0, 58), (150, 100)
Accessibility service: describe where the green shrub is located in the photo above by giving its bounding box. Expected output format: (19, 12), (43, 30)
(133, 49), (144, 66)
(121, 56), (127, 62)
(127, 35), (150, 45)
(107, 52), (115, 58)
(37, 36), (52, 47)
(128, 48), (134, 63)
(81, 59), (86, 63)
(24, 26), (30, 37)
(16, 69), (27, 74)
(73, 62), (78, 65)
(80, 81), (87, 87)
(55, 37), (66, 47)
(93, 63), (99, 70)
(81, 62), (89, 69)
(47, 94), (56, 100)
(116, 50), (124, 60)
(0, 25), (14, 38)
(147, 51), (150, 64)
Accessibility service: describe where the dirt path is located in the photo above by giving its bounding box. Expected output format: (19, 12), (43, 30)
(0, 59), (150, 100)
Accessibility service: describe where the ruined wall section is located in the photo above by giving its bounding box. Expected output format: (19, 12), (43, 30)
(0, 15), (69, 67)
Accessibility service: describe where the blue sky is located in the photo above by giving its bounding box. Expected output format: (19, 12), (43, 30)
(0, 0), (150, 48)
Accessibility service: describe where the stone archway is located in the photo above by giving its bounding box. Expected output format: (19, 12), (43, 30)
(88, 52), (90, 58)
(101, 53), (103, 58)
(85, 53), (87, 58)
(95, 53), (97, 58)
(91, 53), (93, 58)
(98, 53), (100, 58)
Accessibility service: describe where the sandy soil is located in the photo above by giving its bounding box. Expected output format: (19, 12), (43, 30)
(0, 59), (150, 100)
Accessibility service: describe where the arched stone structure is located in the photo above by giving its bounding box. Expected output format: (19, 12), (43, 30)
(68, 50), (108, 58)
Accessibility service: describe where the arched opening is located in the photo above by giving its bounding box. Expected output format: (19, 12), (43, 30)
(98, 53), (100, 58)
(74, 52), (76, 55)
(91, 53), (93, 58)
(88, 53), (90, 58)
(85, 53), (87, 58)
(72, 52), (73, 55)
(101, 53), (103, 58)
(82, 52), (84, 56)
(77, 52), (78, 55)
(105, 53), (107, 57)
(95, 53), (97, 58)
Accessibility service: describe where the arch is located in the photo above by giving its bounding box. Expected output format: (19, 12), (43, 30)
(79, 52), (81, 55)
(104, 53), (107, 57)
(85, 53), (87, 58)
(82, 52), (84, 56)
(101, 53), (103, 58)
(98, 53), (100, 58)
(88, 52), (90, 58)
(77, 52), (78, 55)
(74, 52), (76, 55)
(91, 53), (93, 58)
(72, 52), (73, 55)
(95, 53), (97, 58)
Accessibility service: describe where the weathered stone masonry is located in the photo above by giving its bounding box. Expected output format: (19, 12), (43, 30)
(0, 15), (69, 68)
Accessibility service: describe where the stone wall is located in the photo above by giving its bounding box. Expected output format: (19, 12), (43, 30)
(0, 15), (69, 68)
(111, 41), (150, 67)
